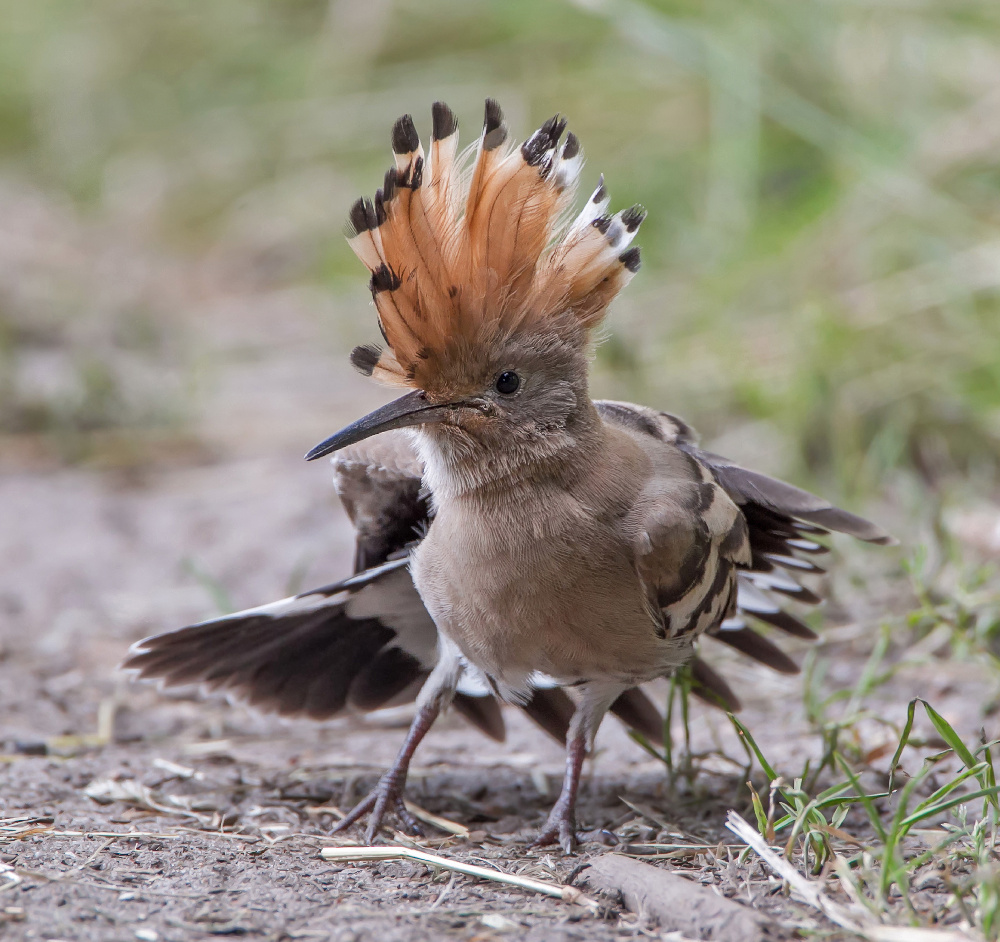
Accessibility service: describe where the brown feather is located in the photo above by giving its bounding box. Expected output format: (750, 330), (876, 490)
(343, 99), (645, 390)
(710, 626), (799, 674)
(452, 692), (506, 742)
(689, 657), (742, 712)
(609, 688), (665, 745)
(520, 687), (576, 744)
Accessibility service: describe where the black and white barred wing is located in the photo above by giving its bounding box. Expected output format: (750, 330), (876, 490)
(123, 560), (440, 719)
(594, 401), (893, 712)
(682, 435), (893, 708)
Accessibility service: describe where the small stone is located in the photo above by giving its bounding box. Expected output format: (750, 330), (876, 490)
(480, 913), (519, 932)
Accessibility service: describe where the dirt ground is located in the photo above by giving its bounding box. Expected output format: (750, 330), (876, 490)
(1, 181), (996, 941)
(3, 423), (995, 942)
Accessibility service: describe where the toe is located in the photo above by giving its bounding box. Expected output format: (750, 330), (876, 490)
(395, 799), (424, 836)
(559, 825), (576, 855)
(529, 827), (558, 850)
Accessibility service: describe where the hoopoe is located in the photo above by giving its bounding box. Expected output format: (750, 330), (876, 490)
(125, 100), (893, 852)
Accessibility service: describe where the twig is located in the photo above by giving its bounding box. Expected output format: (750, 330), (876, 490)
(580, 853), (763, 941)
(0, 864), (21, 894)
(427, 871), (457, 911)
(47, 831), (183, 840)
(319, 845), (597, 911)
(63, 838), (115, 880)
(403, 801), (469, 838)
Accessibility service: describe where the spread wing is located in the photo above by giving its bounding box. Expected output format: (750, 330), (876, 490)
(124, 560), (438, 718)
(596, 399), (894, 711)
(126, 405), (891, 742)
(125, 430), (666, 746)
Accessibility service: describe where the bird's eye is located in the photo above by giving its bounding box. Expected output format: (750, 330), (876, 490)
(494, 371), (520, 395)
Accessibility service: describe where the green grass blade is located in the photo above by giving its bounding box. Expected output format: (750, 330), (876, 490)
(887, 697), (918, 790)
(919, 699), (999, 811)
(729, 713), (779, 781)
(899, 785), (1000, 829)
(836, 752), (888, 842)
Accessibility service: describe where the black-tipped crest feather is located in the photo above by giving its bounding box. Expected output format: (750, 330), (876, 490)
(350, 344), (382, 376)
(392, 114), (420, 155)
(344, 99), (646, 387)
(370, 263), (401, 294)
(482, 99), (507, 150)
(348, 197), (378, 236)
(620, 247), (641, 272)
(622, 205), (646, 232)
(431, 101), (458, 140)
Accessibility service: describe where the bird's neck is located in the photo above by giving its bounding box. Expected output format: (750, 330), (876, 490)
(414, 399), (605, 504)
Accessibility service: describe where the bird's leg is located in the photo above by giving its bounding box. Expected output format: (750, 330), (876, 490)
(333, 643), (463, 844)
(531, 680), (625, 854)
(333, 699), (439, 841)
(531, 727), (588, 853)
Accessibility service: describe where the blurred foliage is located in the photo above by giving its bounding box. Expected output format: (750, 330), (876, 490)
(0, 0), (998, 496)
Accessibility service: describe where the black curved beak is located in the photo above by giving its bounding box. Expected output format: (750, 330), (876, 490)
(304, 389), (457, 461)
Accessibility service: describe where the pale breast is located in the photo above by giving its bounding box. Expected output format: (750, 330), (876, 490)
(410, 423), (703, 696)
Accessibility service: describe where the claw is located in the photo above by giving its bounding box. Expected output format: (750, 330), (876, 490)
(330, 698), (442, 843)
(530, 802), (578, 854)
(332, 771), (423, 842)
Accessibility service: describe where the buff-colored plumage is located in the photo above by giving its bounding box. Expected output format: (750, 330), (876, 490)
(124, 99), (894, 854)
(345, 100), (644, 388)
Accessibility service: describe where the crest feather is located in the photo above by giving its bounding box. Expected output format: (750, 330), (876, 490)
(346, 100), (644, 387)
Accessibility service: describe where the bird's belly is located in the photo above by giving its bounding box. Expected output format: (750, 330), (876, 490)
(411, 523), (676, 695)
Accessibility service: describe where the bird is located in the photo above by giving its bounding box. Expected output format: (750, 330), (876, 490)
(123, 99), (893, 852)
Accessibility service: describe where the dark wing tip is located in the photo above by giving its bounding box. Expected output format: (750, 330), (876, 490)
(689, 657), (742, 713)
(562, 131), (580, 160)
(798, 506), (896, 545)
(453, 693), (506, 743)
(520, 687), (575, 745)
(709, 460), (896, 546)
(431, 101), (458, 140)
(391, 114), (420, 155)
(712, 625), (800, 675)
(610, 688), (664, 745)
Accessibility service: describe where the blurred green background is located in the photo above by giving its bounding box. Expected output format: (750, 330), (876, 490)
(2, 0), (999, 513)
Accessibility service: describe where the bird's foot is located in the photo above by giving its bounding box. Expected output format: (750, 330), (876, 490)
(530, 800), (578, 854)
(332, 770), (422, 843)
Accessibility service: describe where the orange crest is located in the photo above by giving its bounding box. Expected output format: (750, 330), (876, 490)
(346, 100), (644, 387)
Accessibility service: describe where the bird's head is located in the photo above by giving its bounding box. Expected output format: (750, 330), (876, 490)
(306, 100), (644, 473)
